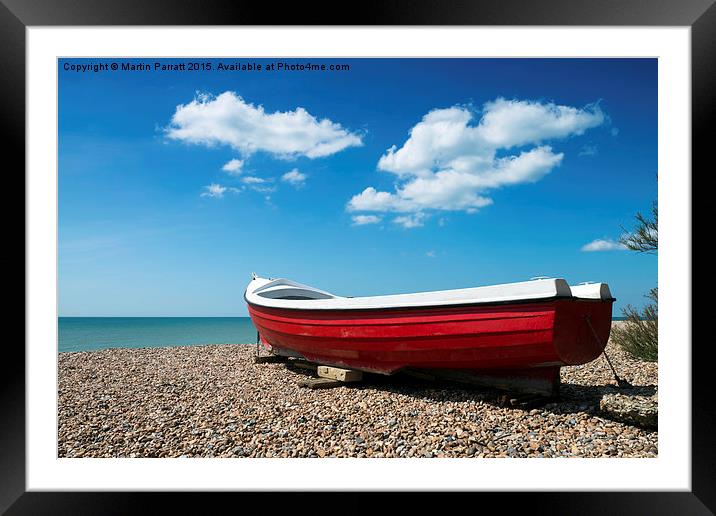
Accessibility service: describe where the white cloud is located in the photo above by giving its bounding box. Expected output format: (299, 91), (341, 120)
(240, 176), (275, 193)
(200, 183), (243, 198)
(201, 183), (227, 198)
(611, 127), (620, 136)
(394, 212), (428, 228)
(222, 158), (244, 174)
(351, 214), (382, 226)
(475, 98), (604, 148)
(241, 176), (269, 184)
(281, 168), (307, 187)
(426, 250), (436, 258)
(348, 146), (559, 213)
(581, 239), (628, 252)
(347, 98), (605, 227)
(579, 144), (598, 156)
(166, 91), (362, 159)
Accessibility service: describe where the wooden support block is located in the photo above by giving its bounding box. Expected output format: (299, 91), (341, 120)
(286, 359), (317, 372)
(317, 366), (363, 383)
(254, 355), (288, 364)
(297, 377), (343, 389)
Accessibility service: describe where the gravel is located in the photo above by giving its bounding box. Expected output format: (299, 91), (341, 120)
(58, 322), (658, 458)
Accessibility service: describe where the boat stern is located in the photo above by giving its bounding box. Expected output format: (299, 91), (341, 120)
(553, 298), (614, 365)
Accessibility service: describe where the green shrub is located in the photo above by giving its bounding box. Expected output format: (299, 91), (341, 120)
(611, 288), (658, 362)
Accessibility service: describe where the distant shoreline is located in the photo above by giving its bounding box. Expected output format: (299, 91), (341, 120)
(58, 316), (258, 353)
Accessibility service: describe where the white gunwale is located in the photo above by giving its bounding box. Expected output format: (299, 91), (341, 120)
(245, 276), (613, 311)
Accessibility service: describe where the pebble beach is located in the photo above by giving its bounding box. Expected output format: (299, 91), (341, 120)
(58, 322), (658, 458)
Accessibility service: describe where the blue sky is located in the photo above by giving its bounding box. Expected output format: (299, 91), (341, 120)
(59, 58), (657, 316)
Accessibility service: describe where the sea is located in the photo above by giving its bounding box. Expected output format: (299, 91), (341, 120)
(58, 317), (258, 353)
(58, 316), (630, 353)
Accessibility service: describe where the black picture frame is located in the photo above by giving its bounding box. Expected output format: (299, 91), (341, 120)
(4, 0), (710, 513)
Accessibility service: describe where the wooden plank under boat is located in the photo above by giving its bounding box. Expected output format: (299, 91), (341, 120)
(245, 275), (614, 395)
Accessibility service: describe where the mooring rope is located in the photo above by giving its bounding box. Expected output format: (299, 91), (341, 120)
(585, 315), (631, 388)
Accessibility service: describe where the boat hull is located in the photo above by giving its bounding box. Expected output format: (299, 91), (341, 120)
(247, 298), (613, 378)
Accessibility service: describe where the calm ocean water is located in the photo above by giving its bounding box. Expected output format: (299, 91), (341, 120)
(58, 317), (257, 353)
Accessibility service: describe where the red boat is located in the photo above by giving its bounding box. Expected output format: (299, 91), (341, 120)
(245, 275), (614, 395)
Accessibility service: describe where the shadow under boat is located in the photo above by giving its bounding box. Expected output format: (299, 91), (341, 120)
(279, 357), (656, 426)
